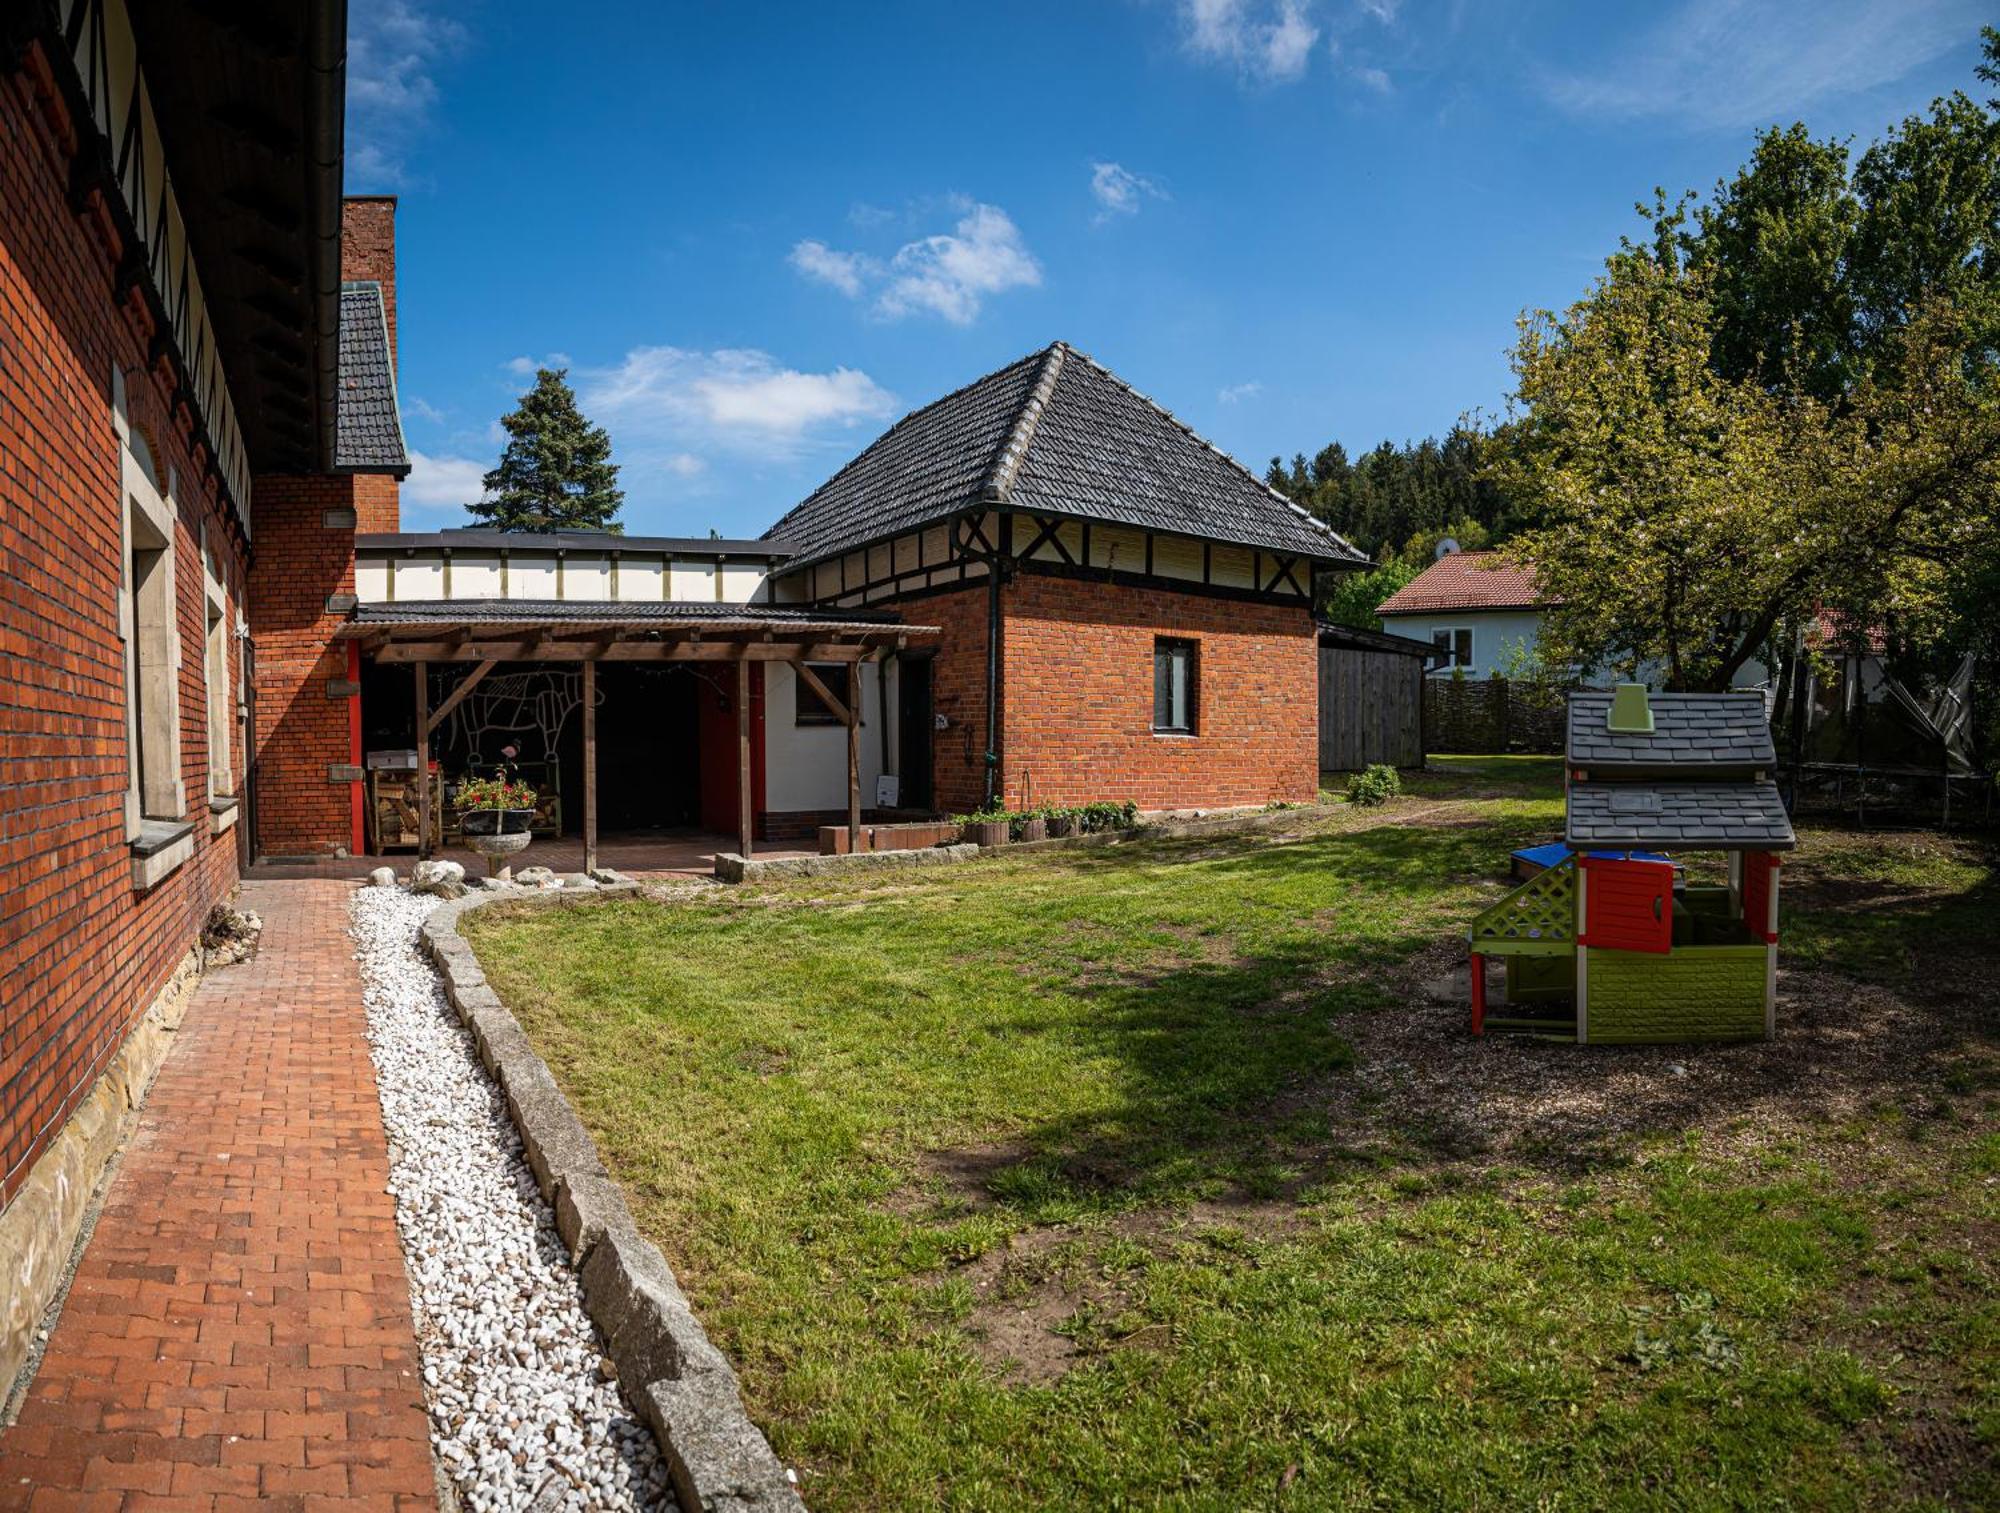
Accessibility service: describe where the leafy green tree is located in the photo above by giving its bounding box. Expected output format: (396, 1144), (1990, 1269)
(1493, 257), (2000, 690)
(466, 368), (624, 533)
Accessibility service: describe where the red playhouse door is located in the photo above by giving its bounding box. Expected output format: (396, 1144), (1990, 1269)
(1578, 856), (1674, 954)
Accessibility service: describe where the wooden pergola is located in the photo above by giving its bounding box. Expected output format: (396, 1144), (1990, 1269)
(336, 607), (936, 868)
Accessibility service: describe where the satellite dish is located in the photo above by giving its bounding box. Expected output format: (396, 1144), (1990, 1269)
(1435, 537), (1461, 560)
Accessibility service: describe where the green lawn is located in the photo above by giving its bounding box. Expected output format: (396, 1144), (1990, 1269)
(466, 760), (1998, 1510)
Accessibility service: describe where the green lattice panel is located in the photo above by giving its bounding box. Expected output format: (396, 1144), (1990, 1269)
(1469, 857), (1577, 955)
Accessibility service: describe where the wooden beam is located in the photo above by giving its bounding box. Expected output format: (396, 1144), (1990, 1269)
(413, 661), (431, 860)
(846, 675), (862, 848)
(793, 662), (851, 726)
(425, 658), (497, 736)
(736, 656), (753, 859)
(582, 658), (598, 876)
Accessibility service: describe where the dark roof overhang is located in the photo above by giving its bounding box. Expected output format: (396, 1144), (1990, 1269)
(125, 0), (346, 477)
(1316, 621), (1439, 658)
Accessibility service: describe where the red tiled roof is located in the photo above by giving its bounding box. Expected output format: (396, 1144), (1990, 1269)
(1376, 550), (1544, 615)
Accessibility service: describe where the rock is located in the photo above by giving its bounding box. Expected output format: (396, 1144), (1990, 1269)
(370, 866), (398, 888)
(515, 865), (557, 888)
(410, 859), (467, 898)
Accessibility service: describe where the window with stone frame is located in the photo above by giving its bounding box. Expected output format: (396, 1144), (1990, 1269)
(116, 370), (183, 832)
(203, 540), (234, 799)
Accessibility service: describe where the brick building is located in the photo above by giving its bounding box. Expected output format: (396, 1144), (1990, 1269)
(0, 0), (406, 1382)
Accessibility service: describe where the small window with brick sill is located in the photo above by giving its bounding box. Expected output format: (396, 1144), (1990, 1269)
(1153, 638), (1198, 735)
(794, 663), (854, 726)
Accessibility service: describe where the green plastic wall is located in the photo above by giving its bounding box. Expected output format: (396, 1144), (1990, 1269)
(1586, 944), (1768, 1044)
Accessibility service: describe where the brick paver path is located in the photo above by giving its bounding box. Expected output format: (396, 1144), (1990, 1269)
(0, 880), (436, 1509)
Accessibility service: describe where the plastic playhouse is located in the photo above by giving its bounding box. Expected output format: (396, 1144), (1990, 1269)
(1466, 684), (1796, 1043)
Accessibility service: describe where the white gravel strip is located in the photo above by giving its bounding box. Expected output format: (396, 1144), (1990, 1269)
(350, 886), (673, 1512)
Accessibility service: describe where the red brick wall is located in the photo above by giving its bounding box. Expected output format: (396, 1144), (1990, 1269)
(998, 571), (1318, 811)
(921, 583), (995, 815)
(0, 61), (246, 1202)
(341, 196), (397, 364)
(353, 471), (400, 536)
(247, 474), (360, 857)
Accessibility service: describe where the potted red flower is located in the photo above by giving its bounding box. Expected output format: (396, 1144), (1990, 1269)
(456, 768), (538, 875)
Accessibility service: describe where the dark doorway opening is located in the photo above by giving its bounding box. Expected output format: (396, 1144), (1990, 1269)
(897, 654), (934, 811)
(588, 663), (703, 832)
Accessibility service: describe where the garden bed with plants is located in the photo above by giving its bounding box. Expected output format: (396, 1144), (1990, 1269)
(461, 757), (1998, 1510)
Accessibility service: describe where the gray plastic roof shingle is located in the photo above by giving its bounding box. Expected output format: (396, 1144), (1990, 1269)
(349, 599), (907, 627)
(334, 283), (409, 474)
(1568, 691), (1776, 769)
(1567, 781), (1796, 851)
(760, 343), (1364, 571)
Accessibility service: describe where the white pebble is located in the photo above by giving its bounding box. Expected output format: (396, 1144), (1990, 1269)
(350, 890), (673, 1511)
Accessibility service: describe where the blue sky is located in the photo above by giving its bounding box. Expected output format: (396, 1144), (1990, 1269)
(347, 0), (1993, 540)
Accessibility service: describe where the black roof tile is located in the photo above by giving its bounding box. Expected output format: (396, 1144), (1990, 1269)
(1567, 781), (1796, 851)
(334, 282), (409, 475)
(761, 342), (1364, 571)
(1568, 691), (1776, 769)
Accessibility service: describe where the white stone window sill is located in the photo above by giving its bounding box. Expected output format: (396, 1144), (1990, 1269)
(130, 817), (197, 892)
(210, 795), (240, 835)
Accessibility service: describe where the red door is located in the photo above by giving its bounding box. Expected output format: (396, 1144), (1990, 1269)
(1741, 852), (1779, 943)
(1579, 856), (1674, 953)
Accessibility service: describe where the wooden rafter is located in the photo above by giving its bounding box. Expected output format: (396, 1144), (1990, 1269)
(424, 658), (498, 737)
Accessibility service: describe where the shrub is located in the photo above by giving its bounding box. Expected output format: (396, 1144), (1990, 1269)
(948, 800), (1140, 837)
(1345, 764), (1402, 807)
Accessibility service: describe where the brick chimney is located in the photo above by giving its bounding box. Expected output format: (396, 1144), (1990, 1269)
(341, 195), (397, 368)
(341, 195), (401, 533)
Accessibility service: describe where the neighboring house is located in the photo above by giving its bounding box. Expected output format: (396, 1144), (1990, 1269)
(1378, 549), (1776, 691)
(1376, 550), (1544, 677)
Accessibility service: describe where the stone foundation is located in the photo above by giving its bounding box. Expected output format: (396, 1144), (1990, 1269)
(0, 949), (200, 1403)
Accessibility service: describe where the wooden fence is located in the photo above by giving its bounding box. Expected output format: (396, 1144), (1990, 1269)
(1422, 675), (1572, 754)
(1318, 642), (1425, 770)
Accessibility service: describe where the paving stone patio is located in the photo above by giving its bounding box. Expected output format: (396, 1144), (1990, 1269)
(0, 880), (437, 1509)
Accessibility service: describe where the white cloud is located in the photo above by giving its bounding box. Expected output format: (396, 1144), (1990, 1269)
(406, 395), (448, 425)
(1217, 381), (1263, 405)
(789, 240), (879, 299)
(791, 201), (1042, 326)
(1350, 64), (1392, 93)
(1090, 162), (1169, 222)
(1182, 0), (1320, 84)
(1542, 0), (1982, 130)
(1356, 0), (1400, 22)
(577, 347), (896, 465)
(345, 0), (466, 188)
(403, 450), (489, 512)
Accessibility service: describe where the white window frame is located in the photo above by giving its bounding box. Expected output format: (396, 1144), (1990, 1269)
(1427, 625), (1475, 675)
(115, 367), (184, 838)
(202, 528), (234, 801)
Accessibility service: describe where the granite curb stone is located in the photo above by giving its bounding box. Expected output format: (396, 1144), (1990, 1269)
(420, 887), (804, 1513)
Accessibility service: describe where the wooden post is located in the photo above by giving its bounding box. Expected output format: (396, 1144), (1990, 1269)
(413, 660), (430, 860)
(582, 657), (598, 875)
(736, 657), (753, 858)
(846, 674), (862, 850)
(1469, 952), (1486, 1036)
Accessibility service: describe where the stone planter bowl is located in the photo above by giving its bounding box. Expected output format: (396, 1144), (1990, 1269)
(460, 806), (536, 837)
(461, 809), (536, 878)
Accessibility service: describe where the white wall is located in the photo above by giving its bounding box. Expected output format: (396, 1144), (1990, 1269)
(1382, 611), (1544, 679)
(353, 549), (771, 604)
(762, 660), (891, 812)
(1383, 609), (1774, 688)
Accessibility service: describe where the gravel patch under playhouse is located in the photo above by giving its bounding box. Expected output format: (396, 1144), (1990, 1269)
(350, 887), (673, 1512)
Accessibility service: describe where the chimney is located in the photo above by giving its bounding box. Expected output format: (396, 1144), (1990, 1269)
(340, 196), (398, 369)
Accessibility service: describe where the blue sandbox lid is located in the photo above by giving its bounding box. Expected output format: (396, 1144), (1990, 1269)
(1512, 841), (1670, 869)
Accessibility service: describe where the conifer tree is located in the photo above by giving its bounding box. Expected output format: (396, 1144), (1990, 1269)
(466, 368), (623, 532)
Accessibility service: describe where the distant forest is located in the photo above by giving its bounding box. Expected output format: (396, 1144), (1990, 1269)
(1263, 426), (1517, 629)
